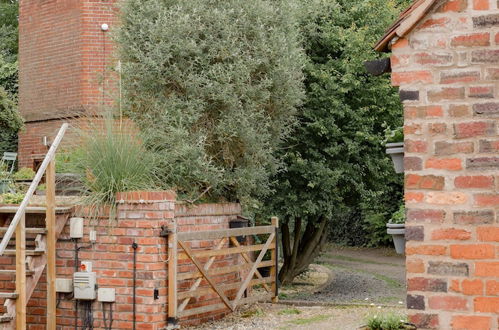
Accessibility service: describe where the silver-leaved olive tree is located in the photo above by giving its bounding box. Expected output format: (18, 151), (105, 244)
(118, 0), (305, 206)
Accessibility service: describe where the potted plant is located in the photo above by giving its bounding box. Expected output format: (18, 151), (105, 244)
(387, 203), (405, 254)
(385, 126), (404, 174)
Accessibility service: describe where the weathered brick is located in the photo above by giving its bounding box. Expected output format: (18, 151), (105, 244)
(405, 174), (445, 190)
(435, 141), (474, 155)
(404, 123), (422, 135)
(399, 90), (419, 101)
(428, 87), (465, 102)
(429, 123), (446, 135)
(432, 228), (471, 241)
(485, 280), (499, 295)
(474, 194), (499, 206)
(428, 296), (468, 311)
(477, 227), (499, 242)
(473, 102), (499, 116)
(452, 316), (491, 330)
(405, 105), (443, 119)
(467, 157), (499, 170)
(407, 258), (425, 273)
(449, 104), (471, 117)
(469, 86), (494, 98)
(407, 294), (425, 310)
(485, 68), (499, 79)
(473, 14), (499, 28)
(440, 69), (480, 84)
(453, 210), (494, 224)
(407, 209), (445, 223)
(414, 52), (453, 66)
(392, 71), (433, 86)
(473, 0), (490, 10)
(450, 244), (495, 259)
(451, 33), (490, 47)
(425, 158), (462, 171)
(437, 0), (468, 12)
(405, 226), (425, 241)
(476, 262), (499, 277)
(419, 17), (450, 29)
(404, 157), (423, 171)
(479, 139), (499, 152)
(474, 297), (499, 313)
(409, 314), (439, 330)
(472, 49), (499, 63)
(426, 192), (467, 205)
(405, 192), (424, 203)
(408, 277), (447, 292)
(405, 140), (427, 153)
(406, 244), (447, 255)
(428, 261), (469, 276)
(454, 121), (495, 139)
(455, 175), (494, 189)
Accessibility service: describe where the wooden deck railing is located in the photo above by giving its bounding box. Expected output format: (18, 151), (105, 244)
(0, 123), (68, 329)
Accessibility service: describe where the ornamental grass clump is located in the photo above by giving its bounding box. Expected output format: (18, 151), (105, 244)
(70, 117), (157, 208)
(364, 312), (409, 330)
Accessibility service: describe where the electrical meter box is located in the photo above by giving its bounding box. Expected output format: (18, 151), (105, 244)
(73, 272), (96, 300)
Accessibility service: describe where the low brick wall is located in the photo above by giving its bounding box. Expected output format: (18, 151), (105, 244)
(17, 191), (241, 329)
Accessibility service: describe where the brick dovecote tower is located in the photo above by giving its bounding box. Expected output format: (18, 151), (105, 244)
(377, 0), (499, 328)
(18, 0), (118, 169)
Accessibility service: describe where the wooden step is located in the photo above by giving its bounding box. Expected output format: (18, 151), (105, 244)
(0, 293), (17, 299)
(0, 270), (34, 276)
(0, 228), (46, 234)
(0, 206), (72, 214)
(3, 250), (43, 256)
(0, 313), (12, 323)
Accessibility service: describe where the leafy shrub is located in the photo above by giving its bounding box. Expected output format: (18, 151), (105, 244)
(0, 87), (22, 156)
(13, 167), (35, 181)
(0, 192), (24, 205)
(385, 126), (404, 144)
(118, 0), (305, 205)
(389, 203), (405, 224)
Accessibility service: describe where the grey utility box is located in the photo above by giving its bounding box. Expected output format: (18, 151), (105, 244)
(74, 272), (96, 300)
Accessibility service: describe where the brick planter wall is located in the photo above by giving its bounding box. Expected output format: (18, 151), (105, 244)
(11, 191), (241, 329)
(391, 1), (499, 328)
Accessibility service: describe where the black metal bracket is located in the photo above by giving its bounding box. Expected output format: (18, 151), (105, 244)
(160, 226), (172, 237)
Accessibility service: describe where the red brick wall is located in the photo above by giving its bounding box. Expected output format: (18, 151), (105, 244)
(391, 1), (499, 328)
(10, 192), (241, 329)
(18, 0), (119, 167)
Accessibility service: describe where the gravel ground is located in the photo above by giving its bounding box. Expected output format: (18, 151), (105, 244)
(192, 303), (406, 330)
(191, 245), (407, 329)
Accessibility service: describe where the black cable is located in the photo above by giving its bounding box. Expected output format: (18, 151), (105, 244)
(102, 303), (113, 330)
(74, 238), (79, 330)
(132, 242), (138, 330)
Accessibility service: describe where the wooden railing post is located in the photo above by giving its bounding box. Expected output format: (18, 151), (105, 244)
(167, 219), (178, 327)
(46, 159), (56, 330)
(16, 213), (26, 329)
(270, 217), (279, 303)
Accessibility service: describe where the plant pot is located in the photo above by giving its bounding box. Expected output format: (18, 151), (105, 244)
(386, 142), (404, 174)
(387, 223), (405, 254)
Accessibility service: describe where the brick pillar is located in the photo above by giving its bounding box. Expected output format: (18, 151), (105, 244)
(390, 1), (499, 328)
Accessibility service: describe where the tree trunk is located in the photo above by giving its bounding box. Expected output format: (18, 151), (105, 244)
(278, 216), (328, 285)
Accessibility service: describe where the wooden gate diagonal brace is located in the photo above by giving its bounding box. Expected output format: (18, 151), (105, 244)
(178, 239), (235, 311)
(229, 236), (272, 293)
(178, 237), (227, 313)
(232, 232), (275, 309)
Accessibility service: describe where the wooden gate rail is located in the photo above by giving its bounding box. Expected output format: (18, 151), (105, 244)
(168, 217), (279, 325)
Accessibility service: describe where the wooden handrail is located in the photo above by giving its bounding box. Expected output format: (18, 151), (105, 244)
(0, 123), (68, 255)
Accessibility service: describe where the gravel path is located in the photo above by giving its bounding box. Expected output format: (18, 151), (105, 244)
(192, 303), (406, 330)
(192, 245), (407, 329)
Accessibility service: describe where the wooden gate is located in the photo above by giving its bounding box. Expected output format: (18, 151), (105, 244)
(167, 217), (279, 324)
